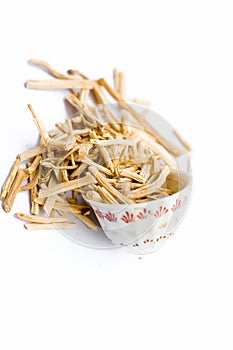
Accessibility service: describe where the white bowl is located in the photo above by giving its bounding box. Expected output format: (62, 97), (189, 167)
(83, 170), (192, 254)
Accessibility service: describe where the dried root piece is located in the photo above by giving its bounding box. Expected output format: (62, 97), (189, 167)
(92, 82), (106, 104)
(97, 186), (119, 204)
(129, 98), (151, 106)
(26, 79), (94, 90)
(53, 201), (89, 214)
(28, 162), (39, 215)
(20, 169), (39, 192)
(119, 169), (146, 184)
(129, 127), (176, 168)
(67, 68), (89, 80)
(25, 155), (41, 175)
(129, 166), (170, 200)
(72, 213), (98, 231)
(24, 222), (77, 230)
(3, 169), (29, 212)
(28, 59), (73, 80)
(15, 213), (71, 224)
(81, 156), (112, 176)
(113, 69), (126, 98)
(28, 104), (50, 145)
(173, 129), (192, 152)
(79, 89), (90, 107)
(69, 163), (87, 179)
(43, 175), (58, 215)
(85, 190), (103, 202)
(0, 156), (21, 200)
(88, 166), (134, 204)
(121, 181), (131, 196)
(19, 145), (46, 162)
(38, 173), (96, 198)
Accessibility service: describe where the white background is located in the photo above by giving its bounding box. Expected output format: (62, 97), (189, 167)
(0, 1), (232, 349)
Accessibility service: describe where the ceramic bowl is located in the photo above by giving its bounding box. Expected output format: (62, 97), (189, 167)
(83, 170), (192, 254)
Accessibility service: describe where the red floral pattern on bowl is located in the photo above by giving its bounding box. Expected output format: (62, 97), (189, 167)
(171, 199), (181, 212)
(105, 211), (117, 222)
(154, 206), (169, 218)
(121, 211), (135, 223)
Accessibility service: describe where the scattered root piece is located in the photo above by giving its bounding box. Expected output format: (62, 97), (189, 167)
(38, 173), (96, 198)
(24, 222), (77, 230)
(3, 169), (29, 213)
(0, 156), (21, 200)
(15, 213), (71, 224)
(129, 166), (170, 200)
(173, 129), (192, 152)
(97, 186), (119, 204)
(88, 166), (134, 204)
(72, 213), (98, 231)
(26, 79), (94, 90)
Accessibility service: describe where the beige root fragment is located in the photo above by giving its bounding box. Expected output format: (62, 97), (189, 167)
(43, 175), (58, 215)
(38, 173), (97, 198)
(19, 145), (46, 162)
(55, 122), (68, 134)
(121, 112), (131, 136)
(69, 163), (87, 179)
(88, 166), (134, 204)
(113, 69), (126, 97)
(27, 163), (39, 215)
(28, 59), (79, 96)
(72, 213), (98, 231)
(173, 129), (192, 152)
(113, 68), (120, 92)
(26, 79), (94, 90)
(67, 68), (89, 80)
(119, 169), (146, 183)
(89, 130), (115, 174)
(92, 82), (106, 104)
(33, 197), (45, 206)
(91, 139), (135, 147)
(25, 155), (41, 175)
(15, 213), (72, 224)
(79, 89), (90, 106)
(101, 105), (121, 132)
(85, 190), (103, 202)
(67, 197), (77, 205)
(97, 186), (119, 204)
(28, 104), (50, 145)
(3, 169), (29, 212)
(53, 202), (89, 214)
(82, 156), (112, 176)
(118, 72), (126, 97)
(130, 128), (176, 168)
(0, 156), (21, 200)
(24, 223), (77, 230)
(65, 94), (82, 110)
(151, 155), (160, 175)
(20, 169), (39, 192)
(129, 166), (170, 200)
(129, 98), (151, 106)
(28, 59), (75, 80)
(121, 181), (131, 196)
(140, 163), (152, 181)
